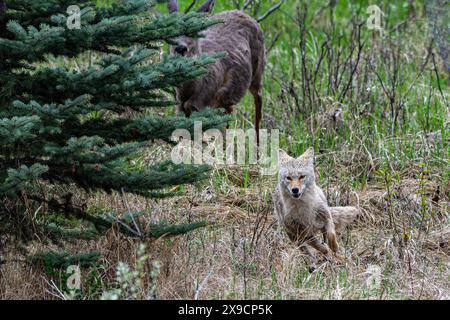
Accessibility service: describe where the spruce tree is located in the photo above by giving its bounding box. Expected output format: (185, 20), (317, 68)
(0, 0), (227, 241)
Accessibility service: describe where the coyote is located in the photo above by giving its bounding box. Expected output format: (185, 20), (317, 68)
(273, 148), (359, 267)
(167, 0), (266, 144)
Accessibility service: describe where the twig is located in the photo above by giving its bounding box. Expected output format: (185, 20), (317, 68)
(402, 40), (433, 101)
(266, 32), (280, 53)
(242, 0), (254, 11)
(42, 277), (67, 300)
(106, 213), (142, 238)
(184, 0), (197, 14)
(339, 23), (365, 102)
(121, 187), (142, 238)
(372, 67), (390, 100)
(431, 51), (446, 103)
(257, 0), (285, 23)
(194, 269), (213, 300)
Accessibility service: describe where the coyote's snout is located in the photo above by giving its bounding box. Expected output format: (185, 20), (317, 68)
(273, 148), (360, 269)
(167, 0), (266, 143)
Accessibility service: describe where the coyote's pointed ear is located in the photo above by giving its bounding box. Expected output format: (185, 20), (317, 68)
(198, 0), (215, 14)
(279, 149), (292, 163)
(168, 0), (179, 14)
(297, 148), (314, 166)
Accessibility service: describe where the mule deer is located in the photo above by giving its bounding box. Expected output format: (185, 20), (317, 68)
(167, 0), (266, 144)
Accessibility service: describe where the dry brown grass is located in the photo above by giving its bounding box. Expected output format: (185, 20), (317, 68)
(1, 155), (449, 300)
(1, 0), (448, 301)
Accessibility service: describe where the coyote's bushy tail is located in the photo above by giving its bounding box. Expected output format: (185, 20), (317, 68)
(330, 206), (359, 230)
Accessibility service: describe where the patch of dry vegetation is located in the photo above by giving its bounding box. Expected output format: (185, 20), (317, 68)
(1, 144), (448, 299)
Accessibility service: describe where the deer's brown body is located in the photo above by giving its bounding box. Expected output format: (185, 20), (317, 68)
(168, 1), (266, 142)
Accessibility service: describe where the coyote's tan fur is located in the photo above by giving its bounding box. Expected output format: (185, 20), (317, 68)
(273, 148), (359, 267)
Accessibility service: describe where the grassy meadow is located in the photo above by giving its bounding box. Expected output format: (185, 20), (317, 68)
(1, 0), (449, 299)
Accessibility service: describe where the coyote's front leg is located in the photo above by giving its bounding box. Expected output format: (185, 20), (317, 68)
(324, 217), (338, 253)
(317, 207), (339, 253)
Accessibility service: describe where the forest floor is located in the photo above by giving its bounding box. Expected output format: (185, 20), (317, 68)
(1, 0), (449, 299)
(2, 146), (449, 299)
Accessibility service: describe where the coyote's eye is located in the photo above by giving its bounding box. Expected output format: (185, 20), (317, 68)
(286, 176), (292, 181)
(299, 175), (306, 180)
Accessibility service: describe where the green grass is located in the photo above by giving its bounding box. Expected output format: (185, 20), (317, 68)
(1, 0), (448, 300)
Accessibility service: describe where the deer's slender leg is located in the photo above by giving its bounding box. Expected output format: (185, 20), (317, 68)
(250, 88), (262, 146)
(223, 105), (236, 131)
